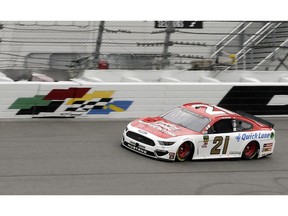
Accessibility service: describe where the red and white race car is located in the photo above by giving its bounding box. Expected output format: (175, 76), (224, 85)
(121, 102), (275, 162)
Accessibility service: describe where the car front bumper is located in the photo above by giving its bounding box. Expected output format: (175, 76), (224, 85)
(121, 128), (176, 161)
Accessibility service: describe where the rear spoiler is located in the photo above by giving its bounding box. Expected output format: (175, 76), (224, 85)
(235, 111), (274, 128)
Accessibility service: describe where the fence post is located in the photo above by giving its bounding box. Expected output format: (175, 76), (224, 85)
(94, 21), (105, 68)
(162, 21), (174, 68)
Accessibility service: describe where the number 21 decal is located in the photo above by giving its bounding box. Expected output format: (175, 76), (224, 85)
(210, 136), (230, 155)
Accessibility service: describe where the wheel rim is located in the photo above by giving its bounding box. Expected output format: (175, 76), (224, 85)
(244, 142), (257, 157)
(177, 143), (191, 160)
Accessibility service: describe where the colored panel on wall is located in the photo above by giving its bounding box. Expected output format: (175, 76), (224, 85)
(17, 101), (64, 115)
(9, 87), (133, 117)
(44, 87), (90, 100)
(9, 95), (51, 109)
(88, 101), (133, 114)
(66, 91), (114, 105)
(218, 86), (288, 115)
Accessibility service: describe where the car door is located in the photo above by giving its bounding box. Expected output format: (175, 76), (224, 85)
(198, 119), (242, 159)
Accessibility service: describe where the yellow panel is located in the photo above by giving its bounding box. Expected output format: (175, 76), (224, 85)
(108, 104), (125, 112)
(66, 91), (114, 105)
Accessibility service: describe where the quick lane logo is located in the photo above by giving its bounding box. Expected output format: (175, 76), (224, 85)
(218, 86), (288, 115)
(236, 134), (241, 142)
(235, 132), (271, 142)
(9, 88), (133, 116)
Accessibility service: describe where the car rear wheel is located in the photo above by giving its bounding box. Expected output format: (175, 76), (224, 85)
(176, 142), (192, 162)
(242, 141), (258, 160)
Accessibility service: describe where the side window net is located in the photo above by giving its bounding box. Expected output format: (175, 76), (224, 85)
(208, 119), (233, 134)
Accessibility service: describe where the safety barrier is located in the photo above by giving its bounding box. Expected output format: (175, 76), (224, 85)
(1, 78), (288, 118)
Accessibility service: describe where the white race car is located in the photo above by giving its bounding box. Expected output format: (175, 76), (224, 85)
(121, 102), (275, 162)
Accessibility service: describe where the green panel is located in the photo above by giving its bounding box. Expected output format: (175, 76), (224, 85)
(9, 95), (51, 109)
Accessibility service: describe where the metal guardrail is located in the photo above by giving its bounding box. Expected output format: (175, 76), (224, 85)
(253, 38), (288, 70)
(225, 22), (283, 70)
(210, 22), (251, 58)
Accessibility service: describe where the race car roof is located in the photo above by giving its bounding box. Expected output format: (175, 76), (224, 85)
(182, 102), (239, 119)
(182, 102), (274, 128)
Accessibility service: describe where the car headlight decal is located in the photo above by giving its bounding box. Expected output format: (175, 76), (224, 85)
(159, 141), (175, 146)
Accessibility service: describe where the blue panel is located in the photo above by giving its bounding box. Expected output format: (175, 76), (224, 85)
(88, 108), (112, 115)
(87, 100), (133, 115)
(111, 101), (133, 110)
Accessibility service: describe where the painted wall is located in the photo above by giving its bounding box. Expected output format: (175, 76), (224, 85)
(78, 70), (288, 83)
(1, 81), (288, 118)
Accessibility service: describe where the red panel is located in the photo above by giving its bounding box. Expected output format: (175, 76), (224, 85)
(44, 88), (90, 100)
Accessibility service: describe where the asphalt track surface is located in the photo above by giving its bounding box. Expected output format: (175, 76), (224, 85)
(0, 118), (287, 195)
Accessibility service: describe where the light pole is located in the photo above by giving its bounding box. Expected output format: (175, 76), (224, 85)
(94, 21), (105, 68)
(162, 21), (174, 68)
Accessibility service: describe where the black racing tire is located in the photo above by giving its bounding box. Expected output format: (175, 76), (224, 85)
(242, 141), (259, 160)
(176, 142), (193, 162)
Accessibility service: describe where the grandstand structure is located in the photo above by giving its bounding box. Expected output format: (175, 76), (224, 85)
(0, 21), (287, 80)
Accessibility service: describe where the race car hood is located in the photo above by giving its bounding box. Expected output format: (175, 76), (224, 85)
(130, 116), (200, 139)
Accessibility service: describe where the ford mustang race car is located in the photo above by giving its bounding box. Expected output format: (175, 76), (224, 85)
(121, 102), (275, 162)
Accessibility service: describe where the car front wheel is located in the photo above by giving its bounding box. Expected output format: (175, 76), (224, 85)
(176, 142), (192, 162)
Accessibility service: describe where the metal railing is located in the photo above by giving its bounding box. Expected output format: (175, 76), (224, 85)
(252, 38), (288, 70)
(210, 22), (252, 58)
(225, 22), (283, 70)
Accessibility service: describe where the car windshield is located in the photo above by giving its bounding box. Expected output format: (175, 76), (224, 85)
(161, 107), (211, 132)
